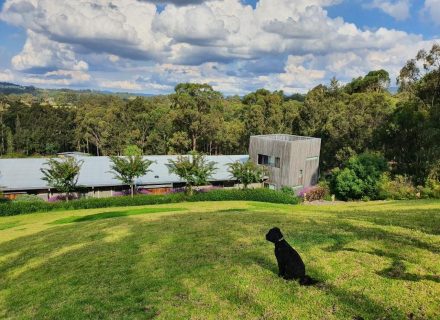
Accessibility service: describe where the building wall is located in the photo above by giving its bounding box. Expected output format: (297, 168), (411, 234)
(249, 135), (321, 190)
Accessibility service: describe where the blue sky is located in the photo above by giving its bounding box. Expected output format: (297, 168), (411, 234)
(0, 0), (438, 94)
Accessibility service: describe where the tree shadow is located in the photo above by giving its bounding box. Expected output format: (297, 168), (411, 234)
(49, 207), (186, 224)
(378, 260), (440, 283)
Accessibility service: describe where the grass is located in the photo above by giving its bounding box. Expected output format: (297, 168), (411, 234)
(0, 200), (439, 319)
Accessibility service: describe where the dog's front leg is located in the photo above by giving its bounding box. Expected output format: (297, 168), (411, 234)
(277, 258), (286, 277)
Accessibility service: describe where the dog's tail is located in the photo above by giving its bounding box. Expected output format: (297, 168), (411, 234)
(299, 275), (319, 286)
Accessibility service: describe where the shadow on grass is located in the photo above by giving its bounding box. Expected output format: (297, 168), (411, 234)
(324, 207), (440, 236)
(217, 208), (249, 213)
(0, 221), (20, 230)
(378, 260), (440, 283)
(50, 207), (187, 224)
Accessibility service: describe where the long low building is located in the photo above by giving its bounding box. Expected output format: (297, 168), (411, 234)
(0, 155), (249, 199)
(0, 134), (322, 200)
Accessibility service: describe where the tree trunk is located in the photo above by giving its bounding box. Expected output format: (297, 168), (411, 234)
(192, 135), (197, 151)
(131, 184), (134, 198)
(186, 185), (193, 196)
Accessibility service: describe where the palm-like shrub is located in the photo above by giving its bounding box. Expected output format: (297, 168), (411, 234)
(41, 157), (83, 202)
(228, 160), (265, 189)
(167, 152), (217, 195)
(109, 155), (154, 197)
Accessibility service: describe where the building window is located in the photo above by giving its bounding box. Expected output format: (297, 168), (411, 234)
(275, 157), (281, 168)
(258, 154), (269, 165)
(258, 154), (280, 168)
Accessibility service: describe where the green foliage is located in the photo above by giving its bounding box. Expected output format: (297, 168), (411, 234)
(228, 160), (265, 189)
(345, 69), (390, 94)
(330, 152), (388, 200)
(190, 188), (299, 204)
(108, 155), (153, 197)
(167, 152), (217, 195)
(40, 157), (83, 200)
(280, 186), (294, 194)
(13, 194), (44, 202)
(377, 173), (418, 200)
(123, 145), (142, 156)
(0, 188), (298, 216)
(422, 179), (440, 199)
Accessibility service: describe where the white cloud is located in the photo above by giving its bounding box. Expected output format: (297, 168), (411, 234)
(0, 69), (14, 82)
(11, 30), (88, 72)
(422, 0), (440, 25)
(367, 0), (410, 21)
(22, 70), (91, 86)
(0, 0), (438, 94)
(99, 80), (142, 91)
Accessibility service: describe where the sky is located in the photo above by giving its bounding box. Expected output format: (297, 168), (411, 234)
(0, 0), (439, 95)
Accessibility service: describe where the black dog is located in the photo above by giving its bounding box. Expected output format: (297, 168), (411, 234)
(266, 227), (316, 285)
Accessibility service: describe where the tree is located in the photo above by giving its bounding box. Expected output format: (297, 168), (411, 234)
(167, 152), (217, 195)
(392, 43), (440, 182)
(109, 155), (154, 197)
(41, 157), (83, 201)
(123, 145), (142, 156)
(172, 83), (223, 152)
(228, 160), (265, 189)
(345, 70), (390, 94)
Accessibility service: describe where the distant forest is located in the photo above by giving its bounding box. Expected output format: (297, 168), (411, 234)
(0, 44), (439, 184)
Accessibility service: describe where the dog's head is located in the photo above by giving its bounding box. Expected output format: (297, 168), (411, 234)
(266, 227), (284, 243)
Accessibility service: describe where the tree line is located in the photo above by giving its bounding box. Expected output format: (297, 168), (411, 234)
(1, 44), (439, 185)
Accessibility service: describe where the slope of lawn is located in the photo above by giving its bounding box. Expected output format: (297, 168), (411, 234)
(0, 200), (439, 319)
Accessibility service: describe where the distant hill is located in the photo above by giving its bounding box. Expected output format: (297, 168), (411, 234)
(0, 81), (156, 98)
(0, 82), (37, 95)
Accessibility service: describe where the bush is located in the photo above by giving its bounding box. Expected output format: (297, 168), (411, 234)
(0, 188), (299, 216)
(14, 194), (45, 202)
(299, 186), (328, 202)
(280, 186), (294, 194)
(330, 152), (388, 200)
(0, 197), (10, 203)
(422, 179), (440, 199)
(378, 173), (418, 200)
(190, 188), (299, 205)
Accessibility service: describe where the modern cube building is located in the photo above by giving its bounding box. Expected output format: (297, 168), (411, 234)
(249, 134), (321, 190)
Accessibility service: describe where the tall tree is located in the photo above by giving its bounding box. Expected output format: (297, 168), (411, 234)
(172, 83), (223, 152)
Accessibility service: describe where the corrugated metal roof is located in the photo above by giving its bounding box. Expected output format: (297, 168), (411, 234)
(0, 155), (249, 191)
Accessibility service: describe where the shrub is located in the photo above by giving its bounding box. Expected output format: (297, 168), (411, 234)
(0, 188), (299, 216)
(0, 196), (10, 203)
(422, 179), (440, 199)
(190, 188), (299, 205)
(330, 152), (388, 200)
(378, 173), (418, 200)
(14, 194), (45, 202)
(298, 185), (328, 202)
(280, 186), (294, 194)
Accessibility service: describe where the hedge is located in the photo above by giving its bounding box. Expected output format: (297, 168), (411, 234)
(0, 189), (299, 216)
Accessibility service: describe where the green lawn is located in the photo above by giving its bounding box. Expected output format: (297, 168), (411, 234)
(0, 200), (439, 319)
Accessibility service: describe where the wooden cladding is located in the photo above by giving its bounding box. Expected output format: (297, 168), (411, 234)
(249, 135), (321, 190)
